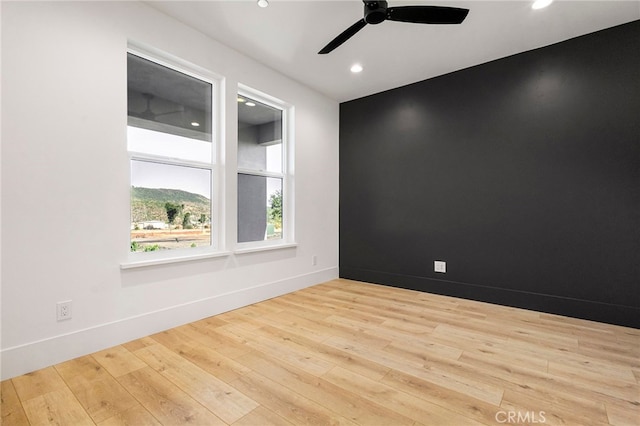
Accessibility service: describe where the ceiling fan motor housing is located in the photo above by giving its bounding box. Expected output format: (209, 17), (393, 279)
(365, 1), (388, 24)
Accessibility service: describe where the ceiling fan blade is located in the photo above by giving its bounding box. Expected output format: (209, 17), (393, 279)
(318, 18), (367, 54)
(387, 6), (469, 24)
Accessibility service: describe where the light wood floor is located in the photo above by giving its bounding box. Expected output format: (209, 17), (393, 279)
(2, 279), (639, 425)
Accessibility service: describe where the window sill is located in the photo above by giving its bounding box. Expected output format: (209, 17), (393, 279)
(121, 242), (297, 269)
(234, 242), (298, 255)
(121, 250), (231, 270)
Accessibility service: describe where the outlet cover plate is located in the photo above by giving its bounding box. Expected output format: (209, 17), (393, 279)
(434, 261), (446, 273)
(56, 300), (72, 321)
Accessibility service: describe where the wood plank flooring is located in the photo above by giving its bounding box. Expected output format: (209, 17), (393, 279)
(2, 279), (639, 425)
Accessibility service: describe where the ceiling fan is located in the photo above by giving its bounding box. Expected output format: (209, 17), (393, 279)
(318, 1), (469, 54)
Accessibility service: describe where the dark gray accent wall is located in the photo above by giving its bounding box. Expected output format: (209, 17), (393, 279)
(339, 21), (640, 328)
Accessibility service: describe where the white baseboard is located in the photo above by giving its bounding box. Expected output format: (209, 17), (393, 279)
(0, 267), (338, 380)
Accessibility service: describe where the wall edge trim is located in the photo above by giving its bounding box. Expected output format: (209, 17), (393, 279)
(0, 267), (339, 380)
(340, 267), (639, 329)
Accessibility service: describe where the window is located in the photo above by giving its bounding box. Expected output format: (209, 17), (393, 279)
(127, 49), (219, 257)
(237, 91), (292, 246)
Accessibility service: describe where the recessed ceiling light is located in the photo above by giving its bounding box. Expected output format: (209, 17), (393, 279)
(191, 122), (200, 127)
(532, 0), (553, 9)
(257, 0), (269, 8)
(245, 102), (256, 107)
(237, 97), (246, 103)
(350, 63), (363, 73)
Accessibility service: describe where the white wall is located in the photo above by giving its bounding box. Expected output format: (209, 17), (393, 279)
(0, 1), (339, 380)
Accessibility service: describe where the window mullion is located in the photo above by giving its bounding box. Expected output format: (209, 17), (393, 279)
(237, 168), (284, 179)
(130, 152), (213, 170)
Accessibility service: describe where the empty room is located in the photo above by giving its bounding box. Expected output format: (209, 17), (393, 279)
(1, 1), (638, 425)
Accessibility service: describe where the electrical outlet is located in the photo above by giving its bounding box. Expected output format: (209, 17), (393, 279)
(434, 261), (446, 273)
(312, 255), (318, 266)
(56, 300), (72, 321)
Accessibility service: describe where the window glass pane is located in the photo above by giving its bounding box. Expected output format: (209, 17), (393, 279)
(266, 177), (283, 240)
(238, 96), (282, 173)
(131, 160), (211, 251)
(127, 126), (211, 163)
(128, 53), (212, 142)
(238, 174), (282, 242)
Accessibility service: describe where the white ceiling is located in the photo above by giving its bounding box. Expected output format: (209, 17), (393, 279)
(149, 1), (639, 102)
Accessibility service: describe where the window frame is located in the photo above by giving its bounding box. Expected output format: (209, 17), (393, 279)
(236, 85), (295, 252)
(122, 45), (227, 269)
